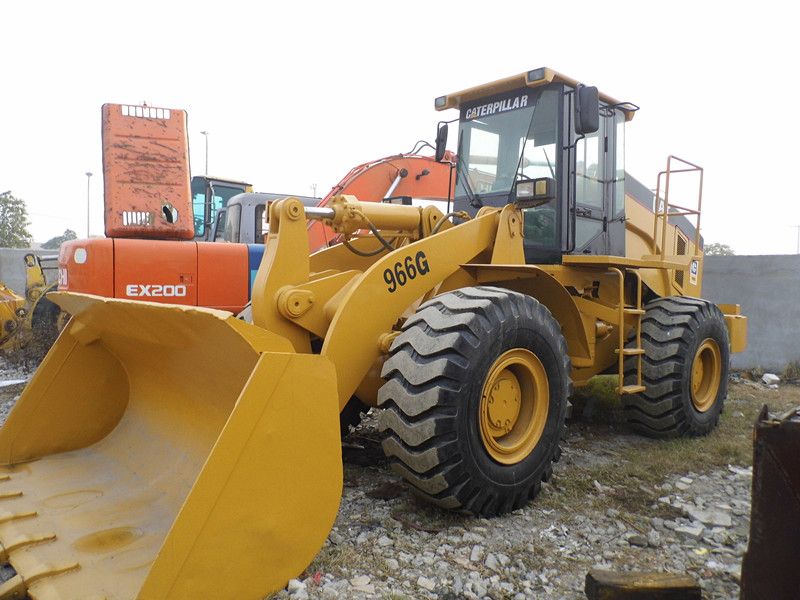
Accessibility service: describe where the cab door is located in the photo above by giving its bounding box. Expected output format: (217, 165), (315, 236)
(572, 111), (618, 255)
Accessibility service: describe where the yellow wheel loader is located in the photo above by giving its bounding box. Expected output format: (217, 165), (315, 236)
(0, 68), (746, 599)
(0, 254), (64, 356)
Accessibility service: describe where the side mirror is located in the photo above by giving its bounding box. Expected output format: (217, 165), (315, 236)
(574, 85), (599, 135)
(435, 122), (448, 162)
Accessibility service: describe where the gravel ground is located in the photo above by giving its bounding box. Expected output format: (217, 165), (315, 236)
(287, 426), (751, 599)
(0, 358), (790, 600)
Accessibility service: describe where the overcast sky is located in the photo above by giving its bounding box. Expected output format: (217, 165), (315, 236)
(2, 1), (798, 255)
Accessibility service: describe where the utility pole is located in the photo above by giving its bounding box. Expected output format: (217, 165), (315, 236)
(85, 172), (93, 237)
(200, 131), (209, 176)
(311, 183), (317, 197)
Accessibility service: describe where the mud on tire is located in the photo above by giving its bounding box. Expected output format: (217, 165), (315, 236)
(377, 286), (571, 517)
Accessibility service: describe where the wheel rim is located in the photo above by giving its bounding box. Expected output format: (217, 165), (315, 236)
(478, 349), (549, 465)
(691, 338), (722, 412)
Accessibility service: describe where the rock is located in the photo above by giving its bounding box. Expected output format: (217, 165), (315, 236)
(675, 524), (705, 539)
(417, 576), (436, 591)
(485, 553), (500, 571)
(321, 586), (339, 599)
(648, 530), (663, 547)
(470, 544), (484, 562)
(287, 579), (305, 593)
(355, 531), (370, 544)
(627, 534), (648, 547)
(377, 535), (394, 547)
(462, 531), (484, 543)
(385, 558), (400, 571)
(684, 506), (733, 527)
(328, 530), (344, 545)
(594, 480), (613, 494)
(761, 373), (780, 385)
(349, 575), (370, 587)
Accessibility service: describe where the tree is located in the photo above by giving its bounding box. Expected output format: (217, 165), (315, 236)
(704, 243), (735, 256)
(41, 229), (78, 249)
(0, 192), (33, 248)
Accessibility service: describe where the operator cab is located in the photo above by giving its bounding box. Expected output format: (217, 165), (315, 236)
(191, 176), (253, 241)
(435, 68), (637, 264)
(212, 192), (320, 244)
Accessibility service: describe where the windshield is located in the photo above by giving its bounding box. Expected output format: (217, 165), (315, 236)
(456, 88), (559, 202)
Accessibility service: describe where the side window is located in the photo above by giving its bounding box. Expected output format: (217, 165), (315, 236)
(223, 204), (241, 242)
(614, 114), (625, 216)
(255, 204), (267, 242)
(523, 206), (556, 247)
(575, 125), (604, 208)
(192, 192), (206, 237)
(467, 128), (499, 193)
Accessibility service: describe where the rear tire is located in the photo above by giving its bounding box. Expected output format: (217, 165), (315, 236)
(378, 286), (570, 517)
(623, 296), (729, 438)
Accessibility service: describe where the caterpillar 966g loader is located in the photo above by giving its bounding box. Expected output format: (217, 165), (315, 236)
(0, 68), (746, 599)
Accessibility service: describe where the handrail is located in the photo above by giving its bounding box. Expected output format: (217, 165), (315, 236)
(651, 155), (704, 260)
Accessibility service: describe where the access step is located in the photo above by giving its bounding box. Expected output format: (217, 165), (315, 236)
(615, 348), (645, 356)
(618, 385), (646, 395)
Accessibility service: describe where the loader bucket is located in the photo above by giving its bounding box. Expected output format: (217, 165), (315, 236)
(0, 293), (343, 600)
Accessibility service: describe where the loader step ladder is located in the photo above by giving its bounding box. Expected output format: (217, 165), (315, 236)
(611, 267), (645, 395)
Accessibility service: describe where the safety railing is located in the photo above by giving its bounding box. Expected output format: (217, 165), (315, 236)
(652, 155), (703, 258)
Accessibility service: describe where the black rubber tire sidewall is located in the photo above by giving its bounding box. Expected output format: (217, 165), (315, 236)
(458, 312), (567, 492)
(680, 310), (730, 431)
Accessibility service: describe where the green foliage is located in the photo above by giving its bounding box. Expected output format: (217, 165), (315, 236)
(41, 229), (78, 249)
(0, 192), (33, 248)
(704, 242), (735, 256)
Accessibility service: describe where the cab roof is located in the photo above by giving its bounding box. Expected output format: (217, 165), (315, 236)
(435, 67), (637, 121)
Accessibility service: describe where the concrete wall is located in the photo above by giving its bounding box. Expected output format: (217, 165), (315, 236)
(703, 254), (800, 371)
(0, 248), (59, 295)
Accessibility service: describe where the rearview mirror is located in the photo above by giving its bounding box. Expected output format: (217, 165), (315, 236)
(574, 85), (599, 135)
(435, 122), (448, 162)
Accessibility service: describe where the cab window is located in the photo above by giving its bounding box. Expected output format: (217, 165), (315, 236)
(223, 204), (242, 242)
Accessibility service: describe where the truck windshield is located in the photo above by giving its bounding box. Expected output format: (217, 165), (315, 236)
(456, 88), (559, 203)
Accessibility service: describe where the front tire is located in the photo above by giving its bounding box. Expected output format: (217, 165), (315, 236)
(378, 286), (570, 517)
(623, 296), (729, 438)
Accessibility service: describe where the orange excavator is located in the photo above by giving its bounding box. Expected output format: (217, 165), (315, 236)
(57, 104), (455, 313)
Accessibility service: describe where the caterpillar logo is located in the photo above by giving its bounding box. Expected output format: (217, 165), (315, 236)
(125, 284), (187, 298)
(464, 94), (529, 120)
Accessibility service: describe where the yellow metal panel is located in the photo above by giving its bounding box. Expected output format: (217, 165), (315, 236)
(140, 352), (342, 599)
(725, 314), (748, 354)
(322, 208), (502, 407)
(436, 67), (633, 119)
